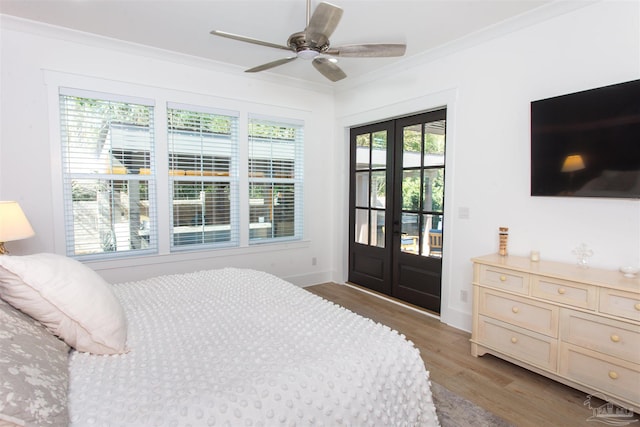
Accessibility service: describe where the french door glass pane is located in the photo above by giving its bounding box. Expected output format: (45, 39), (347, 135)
(371, 210), (385, 248)
(423, 168), (444, 212)
(402, 169), (421, 211)
(355, 134), (370, 169)
(401, 213), (420, 254)
(424, 214), (443, 257)
(403, 124), (421, 168)
(355, 171), (369, 208)
(371, 171), (386, 208)
(371, 131), (387, 168)
(355, 208), (369, 245)
(356, 133), (370, 149)
(423, 120), (446, 167)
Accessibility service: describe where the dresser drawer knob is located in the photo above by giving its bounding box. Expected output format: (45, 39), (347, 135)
(557, 288), (566, 295)
(499, 275), (507, 282)
(610, 334), (620, 343)
(510, 337), (518, 344)
(635, 303), (640, 311)
(608, 371), (619, 380)
(511, 306), (520, 314)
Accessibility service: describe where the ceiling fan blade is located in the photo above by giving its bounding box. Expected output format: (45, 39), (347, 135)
(210, 30), (291, 52)
(312, 57), (347, 82)
(305, 2), (343, 42)
(245, 57), (297, 73)
(325, 44), (407, 57)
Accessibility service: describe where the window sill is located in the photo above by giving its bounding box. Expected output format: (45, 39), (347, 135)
(84, 239), (311, 273)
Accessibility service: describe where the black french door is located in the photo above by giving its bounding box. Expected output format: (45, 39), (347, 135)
(348, 109), (446, 313)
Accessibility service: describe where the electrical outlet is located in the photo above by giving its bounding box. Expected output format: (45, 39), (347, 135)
(460, 290), (468, 302)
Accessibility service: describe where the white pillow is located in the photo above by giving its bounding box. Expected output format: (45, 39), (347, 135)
(0, 253), (127, 354)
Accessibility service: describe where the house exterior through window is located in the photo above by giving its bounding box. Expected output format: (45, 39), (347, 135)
(167, 104), (239, 250)
(58, 89), (303, 260)
(248, 117), (304, 243)
(59, 92), (157, 258)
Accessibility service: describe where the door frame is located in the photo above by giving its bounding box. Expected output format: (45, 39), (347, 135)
(348, 109), (447, 313)
(338, 90), (458, 325)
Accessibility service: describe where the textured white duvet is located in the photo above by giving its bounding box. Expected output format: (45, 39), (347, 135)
(68, 268), (440, 426)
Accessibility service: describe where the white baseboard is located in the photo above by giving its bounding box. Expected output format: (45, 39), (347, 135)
(284, 270), (333, 287)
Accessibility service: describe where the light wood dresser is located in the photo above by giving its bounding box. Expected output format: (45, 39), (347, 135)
(471, 254), (640, 412)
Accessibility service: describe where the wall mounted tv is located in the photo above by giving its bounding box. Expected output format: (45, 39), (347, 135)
(531, 79), (640, 199)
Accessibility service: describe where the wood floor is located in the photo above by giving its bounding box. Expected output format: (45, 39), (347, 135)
(305, 282), (637, 427)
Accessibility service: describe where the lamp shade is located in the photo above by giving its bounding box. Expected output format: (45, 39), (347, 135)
(561, 154), (586, 173)
(0, 201), (35, 243)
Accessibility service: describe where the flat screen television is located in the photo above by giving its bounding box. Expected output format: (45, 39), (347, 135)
(531, 79), (640, 199)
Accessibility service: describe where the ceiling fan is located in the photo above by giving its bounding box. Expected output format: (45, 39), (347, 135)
(210, 0), (406, 82)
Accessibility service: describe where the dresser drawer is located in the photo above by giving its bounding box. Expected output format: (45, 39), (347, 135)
(478, 264), (529, 294)
(478, 288), (559, 337)
(531, 275), (596, 310)
(559, 342), (640, 405)
(560, 309), (640, 364)
(599, 288), (640, 322)
(477, 316), (557, 371)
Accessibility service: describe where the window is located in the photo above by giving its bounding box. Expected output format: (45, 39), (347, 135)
(248, 117), (303, 243)
(56, 82), (305, 260)
(167, 104), (238, 249)
(59, 90), (156, 258)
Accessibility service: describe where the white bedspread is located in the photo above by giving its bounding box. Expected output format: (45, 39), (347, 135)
(68, 268), (440, 426)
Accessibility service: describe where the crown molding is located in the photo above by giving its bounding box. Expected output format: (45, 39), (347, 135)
(0, 14), (335, 95)
(334, 0), (598, 92)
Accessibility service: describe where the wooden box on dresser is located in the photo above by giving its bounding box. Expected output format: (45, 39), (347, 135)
(470, 254), (640, 413)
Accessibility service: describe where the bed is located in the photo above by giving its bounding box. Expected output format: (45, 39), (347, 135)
(0, 253), (440, 426)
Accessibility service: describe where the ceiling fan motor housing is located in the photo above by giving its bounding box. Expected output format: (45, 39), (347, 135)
(288, 32), (329, 59)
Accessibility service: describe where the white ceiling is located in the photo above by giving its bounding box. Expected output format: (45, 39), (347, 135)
(0, 0), (560, 85)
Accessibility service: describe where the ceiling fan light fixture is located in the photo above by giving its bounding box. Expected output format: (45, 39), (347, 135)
(297, 49), (320, 60)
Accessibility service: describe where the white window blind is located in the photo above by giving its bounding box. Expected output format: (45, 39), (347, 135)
(59, 91), (156, 258)
(167, 104), (239, 249)
(248, 116), (304, 243)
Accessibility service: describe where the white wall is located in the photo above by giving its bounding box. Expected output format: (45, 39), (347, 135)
(0, 17), (338, 287)
(334, 0), (640, 330)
